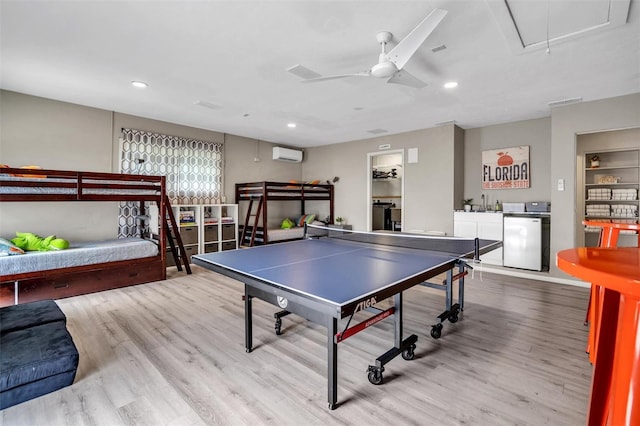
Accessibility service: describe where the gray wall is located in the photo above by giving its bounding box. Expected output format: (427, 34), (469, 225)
(303, 124), (462, 234)
(0, 90), (119, 240)
(464, 117), (551, 209)
(224, 134), (304, 227)
(0, 90), (300, 240)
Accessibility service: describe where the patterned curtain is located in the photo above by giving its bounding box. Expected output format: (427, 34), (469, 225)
(118, 128), (223, 237)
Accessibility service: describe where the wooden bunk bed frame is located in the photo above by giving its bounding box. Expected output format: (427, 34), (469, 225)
(235, 181), (334, 246)
(0, 167), (173, 306)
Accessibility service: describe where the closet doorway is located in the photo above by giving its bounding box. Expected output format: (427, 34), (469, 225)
(367, 150), (404, 232)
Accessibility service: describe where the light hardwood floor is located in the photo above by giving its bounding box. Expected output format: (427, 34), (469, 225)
(1, 266), (592, 425)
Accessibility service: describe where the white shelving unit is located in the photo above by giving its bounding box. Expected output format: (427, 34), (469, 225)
(583, 148), (639, 246)
(152, 204), (239, 266)
(172, 205), (200, 266)
(201, 204), (239, 253)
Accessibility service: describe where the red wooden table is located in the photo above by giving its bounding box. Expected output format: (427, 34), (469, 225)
(583, 221), (640, 363)
(557, 247), (640, 425)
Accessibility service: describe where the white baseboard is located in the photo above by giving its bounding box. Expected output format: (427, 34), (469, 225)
(473, 263), (590, 288)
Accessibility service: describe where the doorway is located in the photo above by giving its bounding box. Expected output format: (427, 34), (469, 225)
(366, 150), (404, 232)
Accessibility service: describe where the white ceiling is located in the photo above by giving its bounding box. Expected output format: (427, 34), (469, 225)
(1, 0), (638, 148)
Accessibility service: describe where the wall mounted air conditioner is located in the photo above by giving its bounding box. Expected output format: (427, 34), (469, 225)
(273, 146), (303, 163)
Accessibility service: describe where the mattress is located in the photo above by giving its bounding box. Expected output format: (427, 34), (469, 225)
(0, 176), (158, 195)
(266, 227), (305, 242)
(0, 238), (159, 277)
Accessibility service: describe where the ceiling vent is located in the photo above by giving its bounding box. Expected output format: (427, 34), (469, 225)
(548, 97), (583, 108)
(273, 147), (303, 163)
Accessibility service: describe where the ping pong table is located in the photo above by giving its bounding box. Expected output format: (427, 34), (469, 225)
(192, 224), (501, 409)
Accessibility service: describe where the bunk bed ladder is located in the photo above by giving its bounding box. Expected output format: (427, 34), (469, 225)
(164, 197), (192, 274)
(240, 195), (263, 247)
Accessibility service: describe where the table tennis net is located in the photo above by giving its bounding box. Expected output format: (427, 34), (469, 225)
(305, 223), (482, 259)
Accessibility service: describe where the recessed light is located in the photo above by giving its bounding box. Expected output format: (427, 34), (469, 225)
(287, 123), (297, 128)
(131, 80), (148, 88)
(443, 81), (458, 89)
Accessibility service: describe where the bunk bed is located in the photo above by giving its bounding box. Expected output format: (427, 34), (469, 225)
(235, 181), (334, 245)
(0, 167), (169, 307)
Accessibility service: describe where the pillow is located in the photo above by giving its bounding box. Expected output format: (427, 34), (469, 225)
(281, 218), (295, 229)
(297, 214), (316, 227)
(0, 237), (25, 256)
(306, 180), (321, 185)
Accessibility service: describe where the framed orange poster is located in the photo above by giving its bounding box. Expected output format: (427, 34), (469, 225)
(482, 146), (530, 189)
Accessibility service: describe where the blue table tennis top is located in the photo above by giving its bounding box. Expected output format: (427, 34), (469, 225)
(193, 237), (495, 309)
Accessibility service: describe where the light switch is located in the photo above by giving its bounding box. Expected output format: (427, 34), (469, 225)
(408, 148), (418, 163)
(557, 179), (565, 191)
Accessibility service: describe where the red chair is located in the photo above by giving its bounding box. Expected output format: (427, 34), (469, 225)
(583, 220), (640, 364)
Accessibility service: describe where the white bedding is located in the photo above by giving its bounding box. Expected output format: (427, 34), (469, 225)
(0, 238), (159, 277)
(265, 221), (326, 242)
(266, 227), (305, 242)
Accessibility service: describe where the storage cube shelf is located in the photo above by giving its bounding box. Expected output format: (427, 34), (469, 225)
(155, 204), (238, 266)
(583, 149), (639, 246)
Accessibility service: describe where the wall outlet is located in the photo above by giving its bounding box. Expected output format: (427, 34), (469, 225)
(557, 179), (565, 191)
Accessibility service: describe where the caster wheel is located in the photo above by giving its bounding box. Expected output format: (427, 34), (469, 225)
(328, 403), (336, 410)
(402, 344), (416, 360)
(430, 324), (443, 339)
(449, 307), (460, 323)
(368, 369), (383, 385)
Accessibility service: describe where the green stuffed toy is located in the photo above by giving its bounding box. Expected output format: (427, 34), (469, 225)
(11, 232), (70, 251)
(281, 218), (295, 229)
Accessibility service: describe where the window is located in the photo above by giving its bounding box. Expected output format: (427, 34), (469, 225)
(118, 128), (223, 237)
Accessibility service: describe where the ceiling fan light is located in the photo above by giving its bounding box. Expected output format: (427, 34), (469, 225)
(371, 61), (398, 78)
(444, 81), (458, 89)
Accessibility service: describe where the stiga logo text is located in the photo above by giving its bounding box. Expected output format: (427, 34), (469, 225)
(354, 297), (377, 312)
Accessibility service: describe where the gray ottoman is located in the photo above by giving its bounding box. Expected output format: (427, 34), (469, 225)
(0, 300), (79, 410)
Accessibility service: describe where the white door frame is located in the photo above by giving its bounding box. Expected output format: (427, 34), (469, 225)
(366, 149), (405, 231)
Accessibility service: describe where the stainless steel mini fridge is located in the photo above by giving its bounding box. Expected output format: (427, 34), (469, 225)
(503, 216), (542, 271)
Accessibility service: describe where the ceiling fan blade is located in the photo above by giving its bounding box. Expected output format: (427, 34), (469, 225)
(287, 64), (322, 80)
(301, 71), (371, 83)
(385, 8), (447, 70)
(387, 70), (427, 88)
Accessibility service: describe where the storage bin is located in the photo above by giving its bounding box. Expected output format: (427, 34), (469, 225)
(222, 241), (236, 251)
(205, 243), (219, 253)
(180, 226), (199, 245)
(222, 224), (235, 241)
(204, 225), (218, 242)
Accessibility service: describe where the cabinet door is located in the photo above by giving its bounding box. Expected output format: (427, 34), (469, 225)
(477, 221), (503, 240)
(478, 221), (503, 265)
(454, 220), (477, 238)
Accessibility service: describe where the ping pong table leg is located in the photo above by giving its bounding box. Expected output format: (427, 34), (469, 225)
(445, 269), (453, 312)
(394, 292), (403, 347)
(458, 262), (465, 312)
(430, 266), (463, 339)
(245, 286), (253, 353)
(327, 316), (338, 410)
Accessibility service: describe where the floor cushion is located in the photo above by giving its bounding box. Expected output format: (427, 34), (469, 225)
(0, 300), (67, 335)
(0, 320), (79, 409)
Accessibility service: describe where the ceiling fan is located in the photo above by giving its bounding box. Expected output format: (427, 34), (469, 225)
(287, 8), (447, 89)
